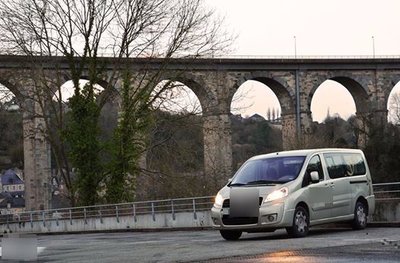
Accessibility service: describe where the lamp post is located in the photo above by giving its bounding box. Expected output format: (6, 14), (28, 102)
(372, 36), (375, 58)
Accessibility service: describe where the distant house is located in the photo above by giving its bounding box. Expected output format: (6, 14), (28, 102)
(248, 113), (265, 122)
(1, 169), (25, 193)
(0, 169), (25, 214)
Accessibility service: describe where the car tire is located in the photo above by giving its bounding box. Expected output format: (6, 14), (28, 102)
(220, 230), (242, 240)
(286, 206), (309, 238)
(352, 201), (367, 230)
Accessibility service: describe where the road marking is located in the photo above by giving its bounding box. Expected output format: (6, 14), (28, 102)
(128, 238), (217, 245)
(130, 240), (169, 245)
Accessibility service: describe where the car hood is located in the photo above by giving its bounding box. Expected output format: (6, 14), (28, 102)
(219, 184), (280, 199)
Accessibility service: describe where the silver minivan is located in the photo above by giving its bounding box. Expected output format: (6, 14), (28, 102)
(211, 148), (375, 240)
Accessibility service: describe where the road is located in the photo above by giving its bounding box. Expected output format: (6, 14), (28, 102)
(2, 227), (400, 262)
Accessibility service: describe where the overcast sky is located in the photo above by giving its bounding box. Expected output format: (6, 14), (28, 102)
(208, 0), (400, 56)
(206, 0), (400, 122)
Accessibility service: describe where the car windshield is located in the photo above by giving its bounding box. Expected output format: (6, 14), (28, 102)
(230, 156), (306, 186)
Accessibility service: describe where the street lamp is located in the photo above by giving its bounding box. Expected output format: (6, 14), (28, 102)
(372, 36), (375, 58)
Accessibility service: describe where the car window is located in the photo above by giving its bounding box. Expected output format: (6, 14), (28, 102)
(323, 153), (366, 179)
(303, 155), (324, 187)
(342, 153), (366, 176)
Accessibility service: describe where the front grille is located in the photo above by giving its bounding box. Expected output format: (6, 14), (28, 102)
(222, 216), (258, 225)
(222, 197), (263, 208)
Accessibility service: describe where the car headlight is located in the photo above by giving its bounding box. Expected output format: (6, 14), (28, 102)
(264, 187), (288, 202)
(214, 193), (224, 207)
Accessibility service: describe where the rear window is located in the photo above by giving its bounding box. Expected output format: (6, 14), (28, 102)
(323, 153), (366, 179)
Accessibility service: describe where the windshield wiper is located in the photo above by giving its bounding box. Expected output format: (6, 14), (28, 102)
(228, 183), (247, 187)
(246, 180), (279, 185)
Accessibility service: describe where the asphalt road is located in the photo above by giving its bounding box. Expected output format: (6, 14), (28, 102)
(2, 227), (400, 262)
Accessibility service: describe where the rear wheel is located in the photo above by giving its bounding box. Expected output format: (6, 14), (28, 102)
(220, 230), (242, 240)
(352, 201), (367, 230)
(286, 206), (309, 238)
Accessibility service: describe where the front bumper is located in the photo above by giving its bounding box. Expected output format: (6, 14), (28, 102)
(211, 201), (294, 230)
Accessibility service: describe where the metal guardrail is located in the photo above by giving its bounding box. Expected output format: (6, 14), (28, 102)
(207, 55), (400, 60)
(372, 182), (400, 201)
(1, 182), (399, 228)
(58, 52), (400, 60)
(0, 196), (215, 228)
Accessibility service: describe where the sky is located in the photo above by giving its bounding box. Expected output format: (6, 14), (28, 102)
(2, 0), (400, 122)
(207, 0), (400, 57)
(205, 0), (400, 122)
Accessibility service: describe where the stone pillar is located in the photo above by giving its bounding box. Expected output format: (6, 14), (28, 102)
(299, 111), (314, 147)
(282, 111), (313, 149)
(354, 112), (368, 148)
(281, 113), (297, 150)
(203, 114), (232, 193)
(23, 100), (51, 211)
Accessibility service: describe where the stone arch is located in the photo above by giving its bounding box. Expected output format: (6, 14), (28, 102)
(383, 74), (400, 112)
(307, 75), (371, 148)
(229, 75), (295, 116)
(385, 76), (400, 124)
(153, 72), (231, 193)
(0, 78), (25, 104)
(157, 72), (211, 115)
(229, 75), (297, 150)
(140, 75), (207, 197)
(308, 76), (369, 115)
(76, 75), (111, 91)
(156, 79), (203, 114)
(55, 77), (113, 104)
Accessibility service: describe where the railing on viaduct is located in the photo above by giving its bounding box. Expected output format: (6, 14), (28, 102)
(0, 182), (399, 231)
(92, 53), (400, 59)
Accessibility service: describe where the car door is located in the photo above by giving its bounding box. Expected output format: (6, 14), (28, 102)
(324, 153), (352, 218)
(304, 155), (333, 221)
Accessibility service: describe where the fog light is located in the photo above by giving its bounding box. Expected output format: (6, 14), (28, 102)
(267, 214), (277, 222)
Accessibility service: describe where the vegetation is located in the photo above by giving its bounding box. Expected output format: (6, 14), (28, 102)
(231, 115), (282, 170)
(0, 103), (23, 171)
(0, 0), (231, 206)
(142, 110), (205, 199)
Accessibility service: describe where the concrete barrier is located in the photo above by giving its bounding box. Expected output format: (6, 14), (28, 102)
(372, 200), (400, 223)
(0, 211), (212, 234)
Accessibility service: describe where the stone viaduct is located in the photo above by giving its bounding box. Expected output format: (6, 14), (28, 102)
(1, 55), (400, 211)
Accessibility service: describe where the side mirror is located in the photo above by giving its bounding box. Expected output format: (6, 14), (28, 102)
(310, 171), (320, 183)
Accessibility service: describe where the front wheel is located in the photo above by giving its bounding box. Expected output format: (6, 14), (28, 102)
(220, 230), (242, 240)
(286, 206), (309, 238)
(352, 201), (367, 230)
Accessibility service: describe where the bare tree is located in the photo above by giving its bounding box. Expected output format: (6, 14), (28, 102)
(0, 0), (232, 205)
(388, 92), (400, 124)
